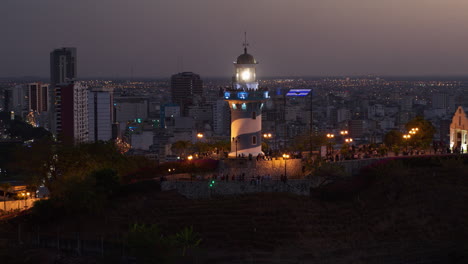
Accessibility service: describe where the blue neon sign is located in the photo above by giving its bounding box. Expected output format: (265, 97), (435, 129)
(237, 92), (248, 99)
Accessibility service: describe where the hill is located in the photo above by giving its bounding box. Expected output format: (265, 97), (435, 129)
(1, 158), (468, 263)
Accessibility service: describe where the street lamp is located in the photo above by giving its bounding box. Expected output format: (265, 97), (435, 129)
(197, 133), (204, 139)
(282, 153), (290, 180)
(26, 192), (30, 208)
(232, 137), (238, 158)
(403, 134), (411, 152)
(263, 133), (273, 152)
(187, 155), (193, 161)
(345, 138), (353, 143)
(340, 130), (348, 136)
(326, 134), (335, 155)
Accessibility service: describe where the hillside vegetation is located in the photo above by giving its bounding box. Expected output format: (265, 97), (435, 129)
(2, 156), (468, 263)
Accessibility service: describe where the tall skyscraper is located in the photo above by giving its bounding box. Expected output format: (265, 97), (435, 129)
(50, 48), (77, 87)
(88, 88), (114, 142)
(224, 42), (269, 157)
(28, 82), (49, 113)
(50, 47), (77, 134)
(55, 82), (88, 144)
(170, 72), (203, 116)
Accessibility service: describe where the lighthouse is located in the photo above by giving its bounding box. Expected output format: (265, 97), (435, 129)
(224, 37), (269, 158)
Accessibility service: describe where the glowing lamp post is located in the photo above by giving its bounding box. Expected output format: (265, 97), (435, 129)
(403, 134), (411, 152)
(263, 133), (273, 151)
(283, 153), (290, 179)
(197, 133), (204, 139)
(326, 134), (335, 155)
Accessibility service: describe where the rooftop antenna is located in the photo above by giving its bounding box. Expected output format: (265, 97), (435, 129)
(243, 31), (249, 54)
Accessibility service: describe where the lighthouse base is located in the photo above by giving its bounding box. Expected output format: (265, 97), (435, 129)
(228, 146), (263, 158)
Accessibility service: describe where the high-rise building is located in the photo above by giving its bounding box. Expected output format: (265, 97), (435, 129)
(114, 96), (148, 123)
(213, 99), (230, 136)
(170, 72), (203, 116)
(2, 83), (47, 129)
(55, 82), (88, 144)
(50, 47), (77, 134)
(28, 83), (49, 113)
(432, 93), (455, 114)
(88, 88), (114, 142)
(224, 43), (269, 157)
(4, 85), (29, 118)
(50, 48), (77, 87)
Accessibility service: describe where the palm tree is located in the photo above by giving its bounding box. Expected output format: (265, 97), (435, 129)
(0, 182), (11, 211)
(175, 226), (202, 256)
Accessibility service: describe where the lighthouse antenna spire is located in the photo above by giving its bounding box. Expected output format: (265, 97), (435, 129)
(243, 32), (249, 54)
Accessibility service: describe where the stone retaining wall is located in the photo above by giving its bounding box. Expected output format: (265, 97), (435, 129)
(218, 158), (304, 179)
(161, 179), (324, 199)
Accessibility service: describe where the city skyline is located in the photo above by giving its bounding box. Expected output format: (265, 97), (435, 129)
(2, 0), (468, 78)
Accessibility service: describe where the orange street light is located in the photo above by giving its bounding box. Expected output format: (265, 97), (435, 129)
(282, 154), (290, 179)
(197, 133), (204, 139)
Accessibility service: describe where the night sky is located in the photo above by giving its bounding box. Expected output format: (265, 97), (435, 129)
(2, 0), (468, 78)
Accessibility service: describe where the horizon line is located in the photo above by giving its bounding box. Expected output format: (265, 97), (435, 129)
(3, 74), (468, 81)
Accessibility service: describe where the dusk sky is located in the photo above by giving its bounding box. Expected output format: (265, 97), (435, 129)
(2, 0), (468, 78)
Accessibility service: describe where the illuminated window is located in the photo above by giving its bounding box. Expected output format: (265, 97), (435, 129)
(252, 136), (257, 145)
(242, 103), (247, 110)
(232, 103), (237, 110)
(252, 111), (256, 119)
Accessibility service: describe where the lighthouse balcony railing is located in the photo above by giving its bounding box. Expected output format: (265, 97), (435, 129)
(223, 89), (270, 101)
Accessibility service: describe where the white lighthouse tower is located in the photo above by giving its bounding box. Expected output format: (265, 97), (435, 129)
(224, 35), (269, 158)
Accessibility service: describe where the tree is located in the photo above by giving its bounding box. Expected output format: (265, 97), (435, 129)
(384, 130), (403, 148)
(171, 141), (191, 156)
(174, 226), (202, 257)
(9, 141), (130, 195)
(290, 132), (327, 152)
(405, 116), (436, 148)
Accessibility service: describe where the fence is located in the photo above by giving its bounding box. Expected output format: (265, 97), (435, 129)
(0, 198), (41, 212)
